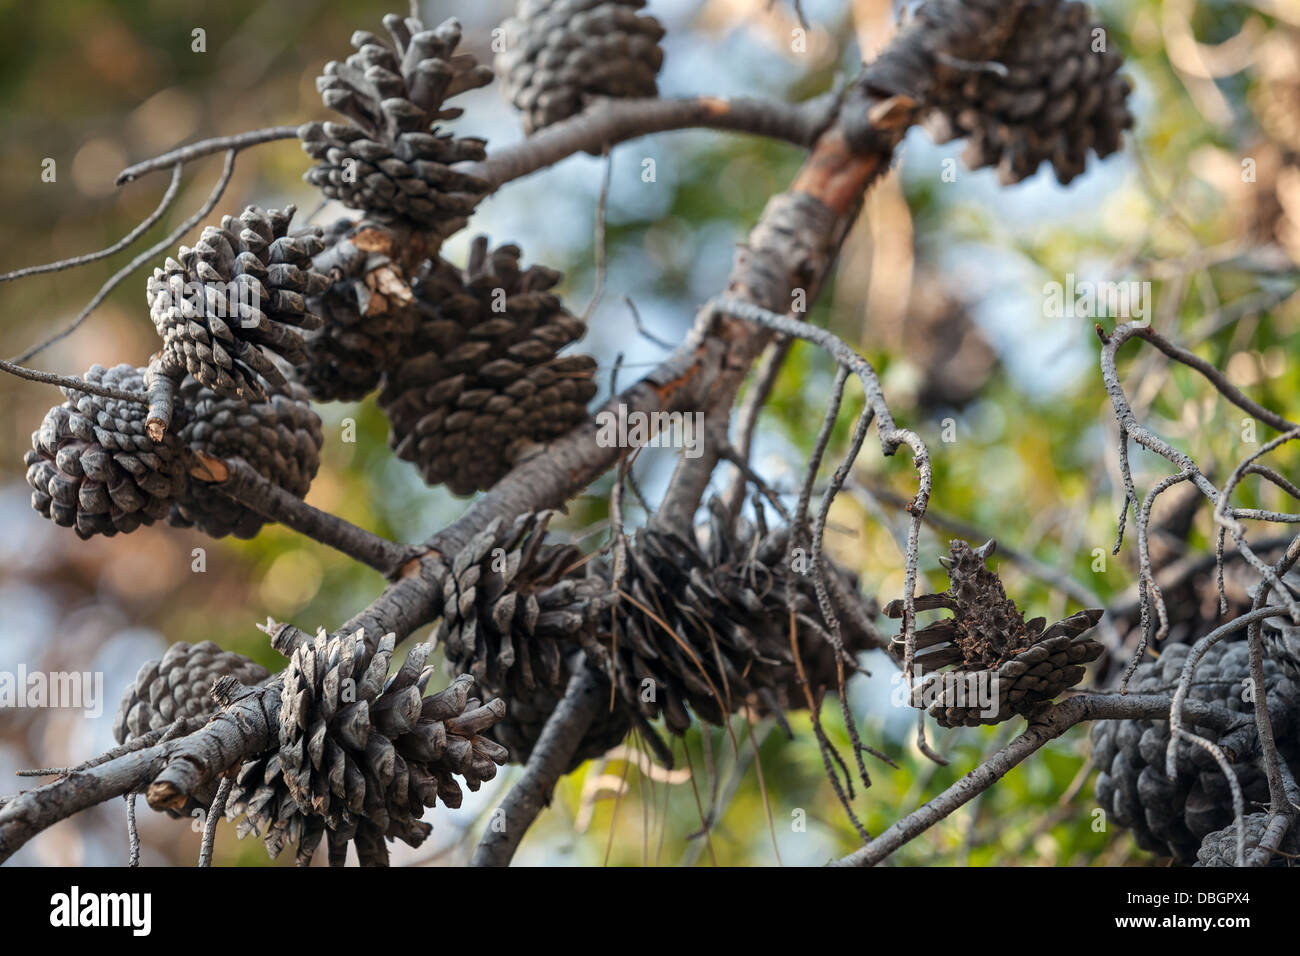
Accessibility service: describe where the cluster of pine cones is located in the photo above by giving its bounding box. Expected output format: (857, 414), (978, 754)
(32, 1), (1153, 865)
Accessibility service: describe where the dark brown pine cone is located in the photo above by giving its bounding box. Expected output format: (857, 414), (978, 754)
(435, 511), (629, 767)
(24, 365), (189, 539)
(885, 539), (1104, 726)
(300, 13), (492, 236)
(226, 629), (508, 866)
(865, 0), (1132, 185)
(147, 206), (328, 402)
(586, 504), (880, 736)
(378, 237), (597, 495)
(167, 377), (323, 539)
(1262, 568), (1300, 682)
(496, 0), (666, 135)
(1091, 641), (1300, 863)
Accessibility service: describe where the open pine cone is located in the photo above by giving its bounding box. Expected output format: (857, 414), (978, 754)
(496, 0), (666, 135)
(1262, 568), (1300, 682)
(226, 629), (508, 866)
(378, 237), (597, 495)
(885, 539), (1104, 726)
(300, 13), (492, 236)
(147, 206), (327, 404)
(1091, 641), (1300, 863)
(436, 511), (629, 766)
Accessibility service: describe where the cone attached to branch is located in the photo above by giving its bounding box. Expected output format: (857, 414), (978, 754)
(586, 504), (879, 736)
(378, 237), (597, 495)
(24, 365), (323, 541)
(226, 628), (508, 865)
(435, 511), (629, 766)
(496, 0), (666, 135)
(145, 205), (327, 436)
(167, 377), (323, 539)
(1091, 641), (1300, 863)
(1262, 568), (1300, 682)
(869, 0), (1133, 185)
(300, 13), (492, 235)
(885, 539), (1104, 726)
(24, 364), (189, 540)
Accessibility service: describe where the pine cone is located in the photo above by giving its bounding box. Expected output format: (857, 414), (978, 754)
(885, 540), (1104, 726)
(378, 237), (597, 495)
(167, 377), (323, 539)
(1262, 569), (1300, 682)
(227, 630), (508, 865)
(24, 365), (189, 539)
(113, 641), (268, 818)
(496, 0), (666, 135)
(589, 506), (879, 735)
(435, 512), (628, 766)
(296, 218), (420, 402)
(300, 14), (491, 235)
(113, 641), (270, 743)
(147, 206), (328, 401)
(1091, 641), (1300, 863)
(871, 0), (1132, 185)
(1196, 812), (1298, 867)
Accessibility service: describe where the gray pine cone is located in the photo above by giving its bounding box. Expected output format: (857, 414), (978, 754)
(378, 237), (597, 495)
(147, 205), (328, 401)
(1195, 812), (1297, 867)
(296, 218), (420, 402)
(24, 365), (189, 539)
(884, 539), (1104, 726)
(113, 641), (269, 818)
(167, 377), (323, 539)
(1091, 641), (1300, 863)
(113, 640), (270, 744)
(436, 511), (629, 767)
(300, 14), (492, 235)
(227, 630), (508, 865)
(496, 0), (666, 135)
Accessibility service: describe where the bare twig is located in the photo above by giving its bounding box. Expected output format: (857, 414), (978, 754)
(114, 126), (299, 185)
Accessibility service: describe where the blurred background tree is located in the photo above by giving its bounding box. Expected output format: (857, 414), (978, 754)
(0, 0), (1295, 865)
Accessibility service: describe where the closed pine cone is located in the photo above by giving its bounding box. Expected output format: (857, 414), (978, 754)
(24, 364), (189, 539)
(496, 0), (666, 135)
(1091, 641), (1300, 863)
